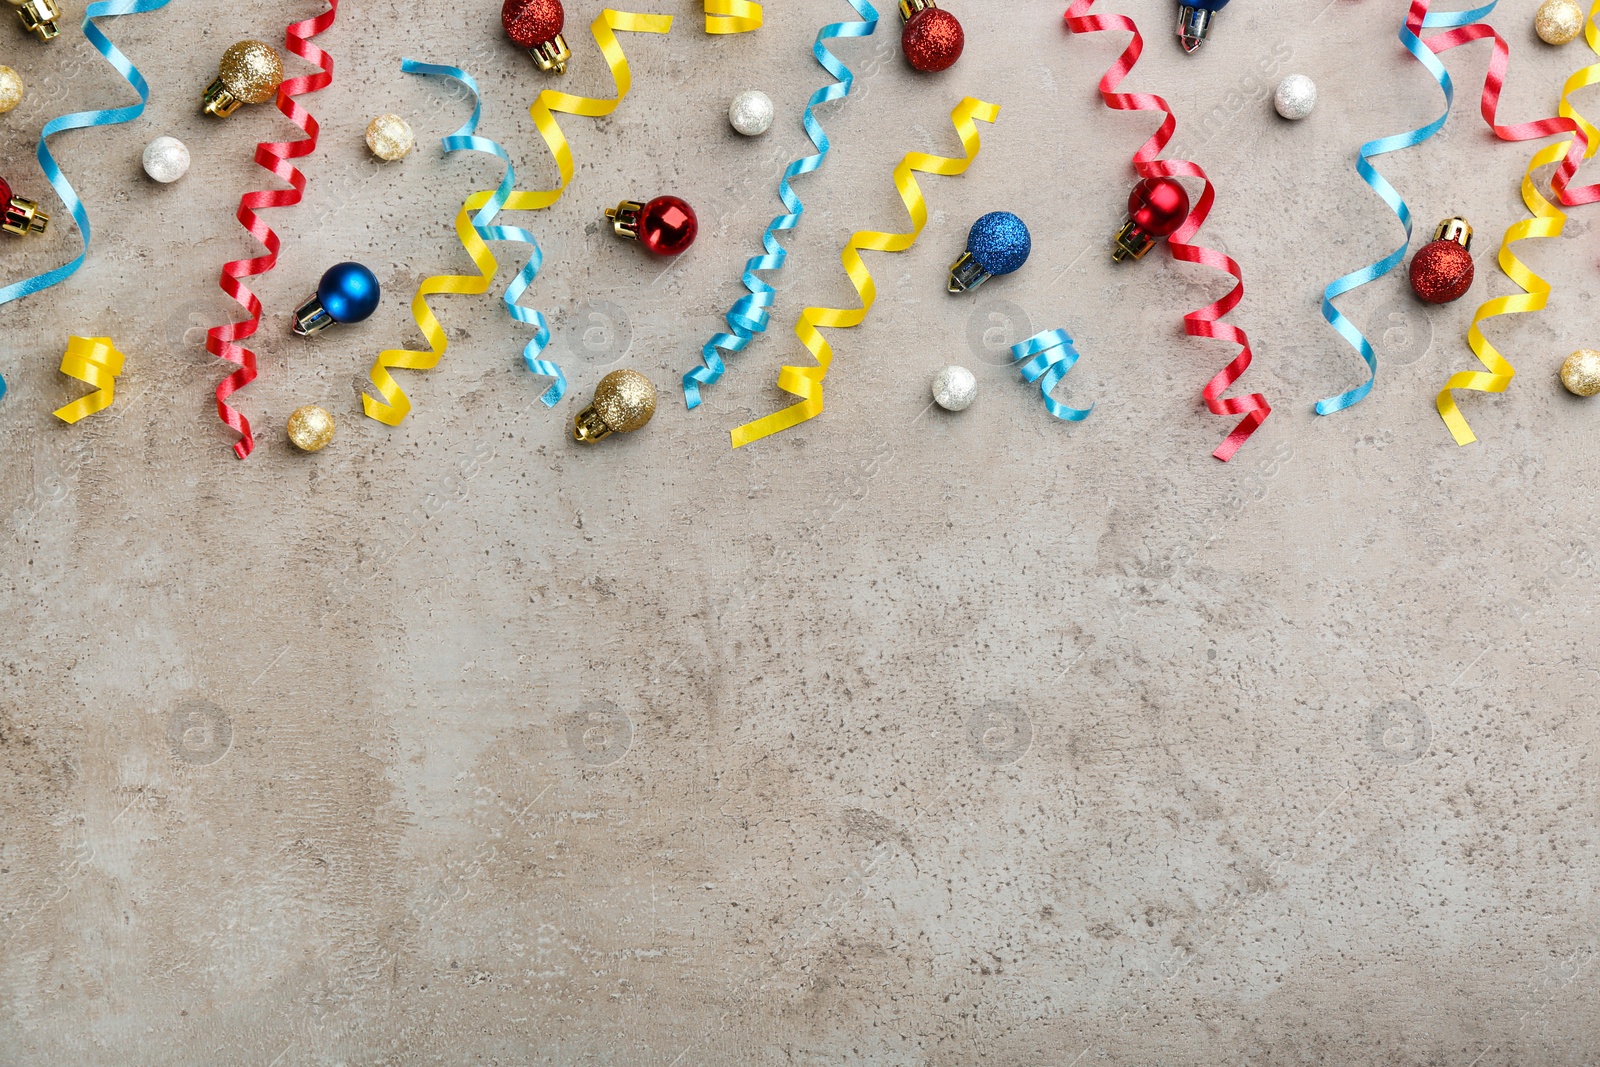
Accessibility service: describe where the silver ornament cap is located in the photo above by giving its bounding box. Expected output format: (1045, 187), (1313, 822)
(728, 90), (775, 137)
(142, 136), (191, 183)
(931, 365), (977, 412)
(1274, 75), (1317, 121)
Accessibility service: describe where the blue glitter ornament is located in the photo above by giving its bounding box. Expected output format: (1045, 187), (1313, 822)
(292, 262), (381, 336)
(1177, 0), (1231, 53)
(948, 211), (1031, 294)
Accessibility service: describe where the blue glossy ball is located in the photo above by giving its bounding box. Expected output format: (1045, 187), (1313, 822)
(317, 262), (381, 324)
(1190, 0), (1230, 11)
(966, 212), (1031, 277)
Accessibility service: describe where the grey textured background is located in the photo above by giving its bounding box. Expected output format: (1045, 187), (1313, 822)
(4, 0), (1600, 1063)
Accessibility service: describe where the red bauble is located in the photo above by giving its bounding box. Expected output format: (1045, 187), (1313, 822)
(640, 196), (697, 256)
(1128, 177), (1189, 238)
(903, 8), (964, 72)
(0, 177), (11, 208)
(1409, 239), (1474, 304)
(502, 0), (564, 47)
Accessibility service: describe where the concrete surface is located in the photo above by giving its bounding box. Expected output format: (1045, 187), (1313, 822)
(3, 0), (1600, 1063)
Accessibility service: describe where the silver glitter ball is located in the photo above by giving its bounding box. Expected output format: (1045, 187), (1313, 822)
(1274, 75), (1317, 121)
(931, 365), (977, 412)
(141, 136), (191, 183)
(728, 90), (774, 137)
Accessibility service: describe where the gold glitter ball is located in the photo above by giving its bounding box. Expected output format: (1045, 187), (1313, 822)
(1560, 349), (1600, 396)
(219, 40), (284, 105)
(286, 405), (336, 452)
(574, 369), (657, 442)
(1536, 0), (1585, 44)
(365, 113), (414, 161)
(0, 66), (22, 115)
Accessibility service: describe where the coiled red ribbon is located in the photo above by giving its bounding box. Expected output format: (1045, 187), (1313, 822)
(1063, 0), (1268, 462)
(208, 1), (337, 460)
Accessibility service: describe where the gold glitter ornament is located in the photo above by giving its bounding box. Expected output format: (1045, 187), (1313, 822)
(202, 40), (283, 118)
(0, 66), (23, 114)
(574, 370), (656, 443)
(286, 405), (336, 451)
(365, 114), (414, 161)
(1536, 0), (1585, 44)
(1560, 349), (1600, 396)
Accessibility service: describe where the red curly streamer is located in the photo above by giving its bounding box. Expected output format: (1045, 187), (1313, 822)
(1063, 0), (1268, 462)
(207, 1), (337, 460)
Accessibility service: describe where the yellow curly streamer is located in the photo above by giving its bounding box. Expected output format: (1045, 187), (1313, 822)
(363, 9), (672, 426)
(1436, 4), (1600, 445)
(53, 336), (125, 424)
(705, 0), (761, 33)
(730, 97), (1000, 448)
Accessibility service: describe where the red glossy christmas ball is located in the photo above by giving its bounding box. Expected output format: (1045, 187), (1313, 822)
(640, 196), (697, 256)
(1409, 239), (1474, 304)
(903, 8), (964, 72)
(1128, 177), (1189, 238)
(503, 0), (564, 48)
(0, 177), (11, 208)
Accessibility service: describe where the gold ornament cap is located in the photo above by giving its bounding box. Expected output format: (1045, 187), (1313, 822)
(1536, 0), (1586, 44)
(1560, 349), (1600, 396)
(8, 0), (61, 41)
(1432, 216), (1472, 250)
(286, 405), (336, 452)
(203, 41), (284, 117)
(574, 369), (656, 443)
(899, 0), (937, 22)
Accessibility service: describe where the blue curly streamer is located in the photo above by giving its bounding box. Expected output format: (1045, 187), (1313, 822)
(1315, 1), (1498, 415)
(682, 0), (880, 409)
(0, 0), (171, 404)
(1011, 328), (1093, 422)
(401, 58), (565, 406)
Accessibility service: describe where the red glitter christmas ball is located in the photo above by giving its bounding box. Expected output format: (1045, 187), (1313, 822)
(1128, 177), (1189, 238)
(640, 196), (697, 256)
(1409, 239), (1474, 303)
(903, 8), (964, 72)
(502, 0), (564, 48)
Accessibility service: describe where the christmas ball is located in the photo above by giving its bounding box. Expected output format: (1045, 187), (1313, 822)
(728, 90), (774, 137)
(317, 262), (381, 325)
(286, 405), (336, 452)
(903, 8), (964, 72)
(365, 114), (414, 161)
(966, 212), (1031, 278)
(141, 136), (190, 183)
(1536, 0), (1585, 44)
(503, 0), (565, 47)
(1560, 349), (1600, 396)
(931, 365), (977, 411)
(574, 369), (657, 442)
(219, 41), (284, 106)
(1129, 177), (1189, 238)
(1274, 74), (1317, 120)
(1409, 239), (1474, 303)
(640, 196), (697, 256)
(0, 66), (22, 115)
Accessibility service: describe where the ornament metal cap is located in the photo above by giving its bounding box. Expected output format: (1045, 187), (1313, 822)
(606, 200), (646, 241)
(1, 196), (48, 236)
(574, 369), (657, 443)
(898, 0), (937, 21)
(1433, 216), (1473, 250)
(1177, 5), (1214, 52)
(527, 34), (571, 73)
(8, 0), (60, 41)
(1111, 221), (1156, 263)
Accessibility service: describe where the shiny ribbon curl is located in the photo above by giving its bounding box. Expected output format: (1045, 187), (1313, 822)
(730, 97), (999, 448)
(207, 0), (337, 460)
(1063, 0), (1269, 462)
(1012, 329), (1093, 422)
(685, 0), (880, 410)
(705, 0), (761, 33)
(1435, 2), (1600, 444)
(52, 336), (125, 423)
(0, 0), (170, 405)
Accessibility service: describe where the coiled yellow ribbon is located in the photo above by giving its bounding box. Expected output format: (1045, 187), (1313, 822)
(731, 97), (1000, 448)
(1436, 5), (1600, 445)
(705, 0), (761, 33)
(53, 336), (124, 424)
(363, 9), (671, 426)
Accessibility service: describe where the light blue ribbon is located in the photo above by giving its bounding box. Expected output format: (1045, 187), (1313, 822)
(0, 0), (171, 404)
(1012, 328), (1093, 422)
(401, 58), (565, 406)
(682, 0), (880, 409)
(1316, 1), (1497, 415)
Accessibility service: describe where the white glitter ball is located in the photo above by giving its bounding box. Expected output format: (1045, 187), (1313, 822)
(0, 66), (22, 115)
(931, 365), (977, 412)
(728, 90), (774, 137)
(141, 136), (191, 183)
(365, 113), (414, 161)
(1274, 75), (1317, 121)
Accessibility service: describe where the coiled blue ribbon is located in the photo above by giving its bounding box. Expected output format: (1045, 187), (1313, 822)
(682, 0), (880, 409)
(1316, 1), (1497, 415)
(0, 0), (170, 404)
(1012, 328), (1093, 421)
(401, 59), (565, 406)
